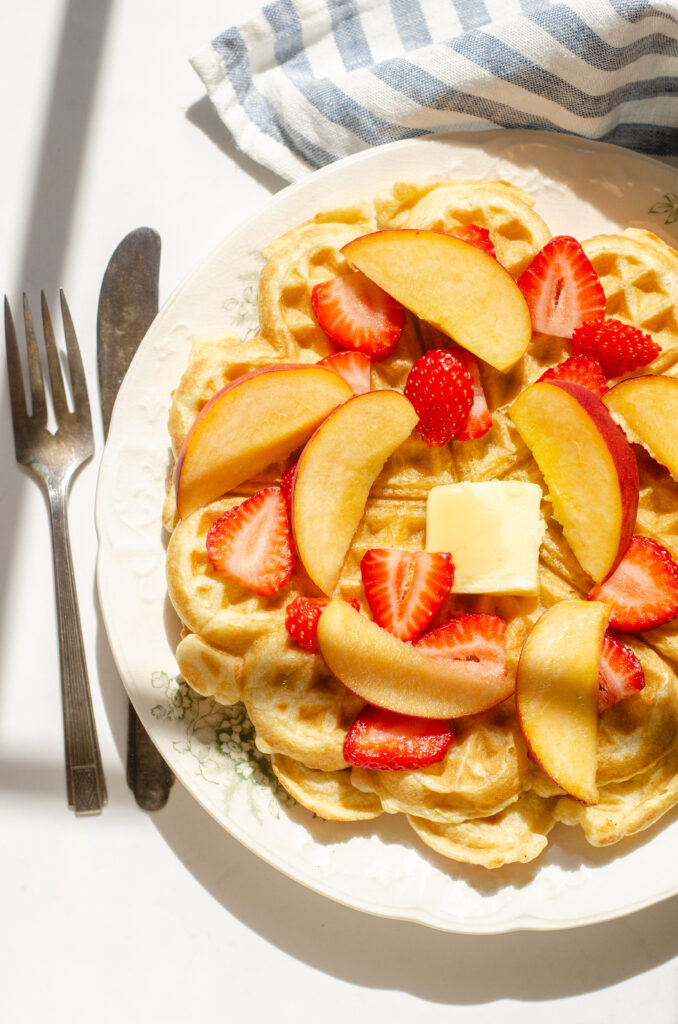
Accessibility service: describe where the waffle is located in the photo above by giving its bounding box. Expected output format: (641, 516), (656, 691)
(582, 229), (678, 374)
(164, 183), (678, 869)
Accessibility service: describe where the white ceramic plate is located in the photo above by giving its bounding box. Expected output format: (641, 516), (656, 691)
(96, 129), (678, 934)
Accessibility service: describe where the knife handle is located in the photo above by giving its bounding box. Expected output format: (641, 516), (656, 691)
(127, 704), (174, 810)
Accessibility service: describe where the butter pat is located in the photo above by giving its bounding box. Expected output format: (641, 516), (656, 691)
(426, 481), (545, 594)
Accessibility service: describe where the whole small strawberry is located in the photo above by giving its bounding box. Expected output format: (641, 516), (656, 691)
(404, 349), (474, 446)
(571, 318), (661, 377)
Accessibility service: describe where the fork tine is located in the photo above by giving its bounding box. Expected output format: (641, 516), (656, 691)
(41, 291), (70, 422)
(4, 297), (29, 448)
(22, 294), (47, 427)
(59, 291), (91, 418)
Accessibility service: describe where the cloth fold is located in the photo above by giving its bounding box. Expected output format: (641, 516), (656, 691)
(191, 0), (678, 182)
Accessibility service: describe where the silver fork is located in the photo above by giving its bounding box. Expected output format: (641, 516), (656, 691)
(5, 291), (107, 815)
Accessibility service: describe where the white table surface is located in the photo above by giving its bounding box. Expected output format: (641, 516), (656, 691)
(2, 2), (678, 1021)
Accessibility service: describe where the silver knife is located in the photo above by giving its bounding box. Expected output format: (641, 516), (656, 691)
(97, 227), (174, 810)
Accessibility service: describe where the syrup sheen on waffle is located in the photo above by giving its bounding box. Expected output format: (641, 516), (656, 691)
(164, 180), (678, 869)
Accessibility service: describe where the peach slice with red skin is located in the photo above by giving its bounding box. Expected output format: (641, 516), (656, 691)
(317, 599), (514, 720)
(341, 229), (532, 373)
(603, 374), (678, 481)
(510, 380), (639, 584)
(291, 389), (418, 595)
(175, 364), (352, 519)
(516, 598), (610, 804)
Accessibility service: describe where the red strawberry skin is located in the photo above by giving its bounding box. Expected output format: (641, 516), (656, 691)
(318, 350), (371, 395)
(538, 355), (608, 397)
(412, 613), (507, 671)
(517, 236), (606, 338)
(571, 318), (661, 377)
(588, 535), (678, 632)
(598, 634), (645, 713)
(447, 224), (497, 258)
(280, 461), (298, 513)
(285, 595), (360, 653)
(361, 548), (454, 642)
(205, 488), (294, 595)
(311, 270), (406, 359)
(343, 704), (454, 770)
(450, 347), (492, 440)
(404, 349), (474, 446)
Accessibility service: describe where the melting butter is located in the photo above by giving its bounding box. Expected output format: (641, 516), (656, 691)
(425, 481), (545, 595)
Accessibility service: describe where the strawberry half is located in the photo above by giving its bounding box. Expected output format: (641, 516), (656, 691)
(450, 347), (492, 440)
(588, 535), (678, 632)
(311, 270), (406, 359)
(285, 595), (360, 653)
(571, 318), (661, 377)
(517, 235), (606, 337)
(404, 349), (474, 446)
(447, 224), (497, 258)
(537, 355), (608, 397)
(318, 350), (371, 394)
(361, 548), (455, 642)
(205, 487), (294, 595)
(598, 634), (645, 713)
(412, 613), (507, 672)
(343, 704), (454, 770)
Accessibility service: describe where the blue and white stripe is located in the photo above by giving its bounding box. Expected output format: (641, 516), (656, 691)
(191, 0), (678, 182)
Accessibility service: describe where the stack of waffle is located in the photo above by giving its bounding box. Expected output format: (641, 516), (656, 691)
(163, 180), (678, 869)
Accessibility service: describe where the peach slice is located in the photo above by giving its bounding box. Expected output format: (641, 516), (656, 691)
(341, 229), (532, 373)
(603, 374), (678, 480)
(317, 599), (514, 719)
(515, 598), (610, 804)
(510, 380), (639, 584)
(175, 364), (352, 518)
(291, 389), (418, 595)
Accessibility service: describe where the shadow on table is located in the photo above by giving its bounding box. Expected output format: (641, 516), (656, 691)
(186, 95), (288, 194)
(147, 772), (678, 1005)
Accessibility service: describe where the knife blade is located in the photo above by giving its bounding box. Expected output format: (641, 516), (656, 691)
(97, 227), (174, 810)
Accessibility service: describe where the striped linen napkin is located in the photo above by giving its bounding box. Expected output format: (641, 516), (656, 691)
(191, 0), (678, 182)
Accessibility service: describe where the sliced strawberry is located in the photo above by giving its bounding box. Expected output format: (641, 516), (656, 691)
(279, 461), (298, 513)
(537, 355), (608, 397)
(598, 634), (645, 713)
(343, 704), (454, 770)
(571, 318), (661, 377)
(311, 270), (406, 359)
(404, 349), (474, 446)
(285, 595), (360, 653)
(361, 548), (454, 642)
(412, 613), (507, 672)
(447, 224), (497, 258)
(449, 347), (492, 440)
(318, 350), (371, 395)
(517, 236), (606, 337)
(588, 535), (678, 632)
(206, 488), (294, 595)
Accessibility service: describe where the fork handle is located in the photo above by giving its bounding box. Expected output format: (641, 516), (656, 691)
(47, 478), (107, 814)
